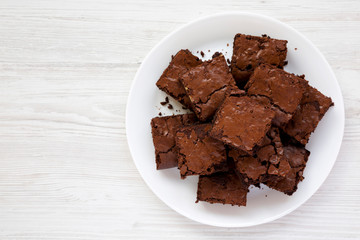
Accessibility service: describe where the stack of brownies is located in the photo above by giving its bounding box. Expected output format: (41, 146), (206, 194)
(151, 34), (333, 207)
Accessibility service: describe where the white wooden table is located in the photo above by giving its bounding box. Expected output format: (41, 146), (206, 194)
(0, 0), (359, 239)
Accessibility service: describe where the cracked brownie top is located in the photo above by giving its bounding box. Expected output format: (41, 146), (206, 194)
(228, 127), (288, 184)
(283, 83), (334, 145)
(210, 94), (275, 154)
(230, 34), (287, 87)
(176, 123), (228, 179)
(179, 53), (236, 121)
(156, 49), (202, 109)
(151, 114), (198, 170)
(245, 64), (306, 127)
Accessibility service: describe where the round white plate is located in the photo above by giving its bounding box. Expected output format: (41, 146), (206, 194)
(126, 12), (344, 227)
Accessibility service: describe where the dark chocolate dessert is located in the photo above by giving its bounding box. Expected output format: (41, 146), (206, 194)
(196, 171), (249, 206)
(149, 32), (333, 207)
(283, 83), (333, 145)
(231, 34), (287, 87)
(156, 49), (202, 108)
(210, 94), (275, 154)
(176, 124), (228, 178)
(180, 53), (236, 121)
(151, 114), (198, 169)
(245, 64), (306, 127)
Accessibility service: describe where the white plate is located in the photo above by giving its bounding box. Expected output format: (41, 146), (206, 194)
(126, 12), (344, 227)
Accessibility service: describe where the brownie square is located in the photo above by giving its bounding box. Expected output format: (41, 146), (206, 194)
(283, 83), (334, 145)
(156, 49), (202, 108)
(180, 53), (237, 121)
(176, 124), (228, 179)
(228, 127), (287, 183)
(210, 94), (275, 154)
(261, 144), (310, 195)
(231, 34), (287, 87)
(151, 114), (198, 170)
(196, 171), (249, 206)
(245, 64), (306, 127)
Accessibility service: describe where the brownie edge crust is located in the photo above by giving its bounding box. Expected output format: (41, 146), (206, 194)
(196, 172), (249, 206)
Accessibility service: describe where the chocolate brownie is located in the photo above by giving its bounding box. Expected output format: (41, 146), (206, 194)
(228, 127), (286, 183)
(261, 144), (310, 195)
(229, 149), (267, 184)
(176, 124), (228, 179)
(245, 64), (306, 127)
(151, 114), (198, 170)
(210, 94), (275, 154)
(180, 53), (237, 121)
(156, 49), (202, 108)
(283, 83), (334, 145)
(196, 171), (249, 206)
(231, 34), (287, 87)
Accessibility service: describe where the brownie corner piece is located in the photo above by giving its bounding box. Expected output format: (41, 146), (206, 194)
(176, 123), (228, 179)
(230, 34), (288, 87)
(210, 94), (275, 154)
(151, 113), (198, 170)
(156, 49), (202, 108)
(283, 83), (334, 145)
(196, 171), (249, 206)
(180, 53), (236, 121)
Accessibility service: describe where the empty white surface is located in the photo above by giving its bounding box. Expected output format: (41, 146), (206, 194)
(0, 0), (359, 239)
(126, 12), (344, 227)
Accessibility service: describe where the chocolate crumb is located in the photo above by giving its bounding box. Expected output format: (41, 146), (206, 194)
(227, 59), (231, 64)
(197, 51), (199, 53)
(227, 43), (229, 46)
(208, 50), (210, 52)
(158, 112), (162, 116)
(200, 51), (205, 57)
(295, 47), (298, 50)
(160, 96), (169, 106)
(265, 195), (267, 197)
(168, 104), (173, 110)
(212, 52), (222, 58)
(284, 60), (288, 66)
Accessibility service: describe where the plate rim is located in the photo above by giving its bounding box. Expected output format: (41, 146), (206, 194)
(126, 11), (345, 227)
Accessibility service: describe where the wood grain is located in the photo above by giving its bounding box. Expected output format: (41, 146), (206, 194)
(0, 0), (359, 239)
